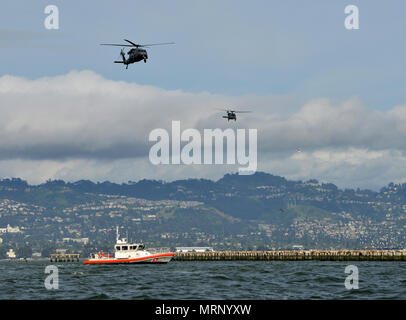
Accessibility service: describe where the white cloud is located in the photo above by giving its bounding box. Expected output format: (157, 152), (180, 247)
(0, 70), (405, 189)
(257, 148), (406, 190)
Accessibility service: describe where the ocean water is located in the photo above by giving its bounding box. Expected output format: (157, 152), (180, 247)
(0, 260), (405, 299)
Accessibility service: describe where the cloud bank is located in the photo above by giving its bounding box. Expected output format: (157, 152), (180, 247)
(0, 70), (405, 189)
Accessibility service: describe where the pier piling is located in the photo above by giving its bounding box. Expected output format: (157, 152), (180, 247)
(173, 250), (406, 261)
(50, 254), (80, 263)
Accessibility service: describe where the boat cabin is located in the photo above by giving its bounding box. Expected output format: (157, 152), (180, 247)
(115, 244), (145, 251)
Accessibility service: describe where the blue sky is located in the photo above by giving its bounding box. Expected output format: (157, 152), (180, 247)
(1, 1), (406, 189)
(1, 0), (405, 109)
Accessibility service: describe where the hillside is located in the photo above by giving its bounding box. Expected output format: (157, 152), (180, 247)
(0, 172), (405, 257)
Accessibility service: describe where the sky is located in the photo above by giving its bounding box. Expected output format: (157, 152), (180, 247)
(0, 0), (405, 190)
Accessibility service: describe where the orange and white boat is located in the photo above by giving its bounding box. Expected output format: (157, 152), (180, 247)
(83, 227), (175, 265)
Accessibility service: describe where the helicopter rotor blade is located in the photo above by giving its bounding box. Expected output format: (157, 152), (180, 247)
(100, 43), (134, 47)
(102, 40), (175, 48)
(124, 39), (141, 47)
(140, 42), (175, 47)
(215, 108), (251, 113)
(125, 39), (175, 48)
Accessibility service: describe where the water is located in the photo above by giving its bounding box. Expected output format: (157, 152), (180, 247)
(0, 260), (405, 299)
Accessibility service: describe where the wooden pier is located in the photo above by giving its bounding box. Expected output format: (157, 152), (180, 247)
(173, 250), (406, 261)
(50, 254), (80, 262)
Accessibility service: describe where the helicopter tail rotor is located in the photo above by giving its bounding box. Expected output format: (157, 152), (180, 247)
(114, 49), (127, 68)
(120, 49), (126, 62)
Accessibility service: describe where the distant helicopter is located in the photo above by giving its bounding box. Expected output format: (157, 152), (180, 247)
(219, 109), (252, 121)
(100, 39), (175, 69)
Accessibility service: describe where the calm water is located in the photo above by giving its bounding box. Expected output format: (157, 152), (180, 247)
(0, 260), (405, 299)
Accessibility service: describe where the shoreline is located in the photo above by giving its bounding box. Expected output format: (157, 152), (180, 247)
(2, 249), (406, 262)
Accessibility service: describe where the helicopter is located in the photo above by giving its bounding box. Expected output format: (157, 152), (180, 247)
(219, 109), (252, 121)
(100, 39), (175, 69)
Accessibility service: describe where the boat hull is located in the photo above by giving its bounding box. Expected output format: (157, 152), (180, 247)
(83, 253), (175, 265)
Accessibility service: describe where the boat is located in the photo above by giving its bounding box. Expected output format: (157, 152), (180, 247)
(83, 227), (175, 264)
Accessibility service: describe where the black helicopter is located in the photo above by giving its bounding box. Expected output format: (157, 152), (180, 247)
(100, 39), (175, 69)
(220, 109), (252, 121)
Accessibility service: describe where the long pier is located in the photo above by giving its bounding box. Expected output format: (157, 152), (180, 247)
(173, 250), (406, 261)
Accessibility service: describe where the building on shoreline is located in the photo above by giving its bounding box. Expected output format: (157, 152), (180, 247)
(6, 249), (16, 259)
(0, 224), (21, 234)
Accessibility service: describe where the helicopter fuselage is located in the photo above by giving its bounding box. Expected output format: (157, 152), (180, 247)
(223, 112), (237, 121)
(126, 48), (148, 64)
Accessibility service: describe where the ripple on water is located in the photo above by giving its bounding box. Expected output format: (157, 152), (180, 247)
(86, 293), (111, 300)
(0, 260), (405, 299)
